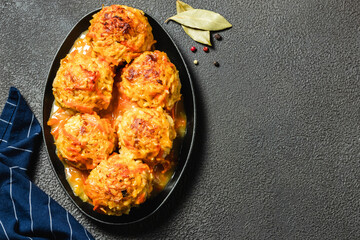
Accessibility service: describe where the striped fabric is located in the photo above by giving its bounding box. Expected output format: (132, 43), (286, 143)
(0, 87), (94, 240)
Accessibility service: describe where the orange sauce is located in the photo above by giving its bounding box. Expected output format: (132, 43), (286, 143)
(47, 105), (74, 140)
(48, 31), (187, 203)
(70, 31), (91, 56)
(64, 164), (90, 202)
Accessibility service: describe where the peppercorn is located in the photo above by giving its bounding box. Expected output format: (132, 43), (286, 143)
(203, 47), (209, 52)
(213, 61), (220, 67)
(193, 60), (199, 65)
(190, 46), (197, 52)
(214, 34), (222, 41)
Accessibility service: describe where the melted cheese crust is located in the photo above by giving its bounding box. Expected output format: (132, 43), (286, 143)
(84, 152), (153, 215)
(55, 113), (116, 170)
(53, 43), (114, 113)
(116, 106), (176, 165)
(87, 5), (156, 65)
(120, 50), (182, 110)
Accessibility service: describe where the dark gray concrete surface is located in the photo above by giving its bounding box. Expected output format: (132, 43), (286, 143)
(1, 0), (360, 239)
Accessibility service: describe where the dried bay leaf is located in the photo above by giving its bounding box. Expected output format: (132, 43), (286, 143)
(166, 9), (232, 31)
(176, 0), (193, 13)
(183, 27), (211, 46)
(176, 0), (212, 46)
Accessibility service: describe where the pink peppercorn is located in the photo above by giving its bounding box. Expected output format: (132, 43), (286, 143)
(203, 47), (209, 52)
(190, 46), (197, 52)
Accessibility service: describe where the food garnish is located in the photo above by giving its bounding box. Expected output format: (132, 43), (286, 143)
(176, 0), (211, 46)
(166, 0), (232, 46)
(214, 33), (222, 41)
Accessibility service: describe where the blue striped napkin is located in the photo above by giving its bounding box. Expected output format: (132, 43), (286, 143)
(0, 87), (94, 240)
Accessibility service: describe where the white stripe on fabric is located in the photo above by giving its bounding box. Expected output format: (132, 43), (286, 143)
(48, 196), (56, 240)
(8, 167), (27, 231)
(29, 182), (34, 233)
(27, 114), (34, 138)
(66, 211), (73, 240)
(7, 146), (32, 153)
(6, 101), (16, 107)
(84, 226), (91, 240)
(0, 119), (11, 125)
(0, 220), (9, 240)
(9, 168), (18, 222)
(0, 139), (7, 143)
(10, 166), (27, 171)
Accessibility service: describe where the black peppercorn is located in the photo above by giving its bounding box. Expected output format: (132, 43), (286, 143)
(214, 33), (222, 41)
(213, 61), (220, 67)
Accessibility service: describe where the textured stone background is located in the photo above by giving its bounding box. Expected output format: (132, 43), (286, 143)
(1, 0), (360, 239)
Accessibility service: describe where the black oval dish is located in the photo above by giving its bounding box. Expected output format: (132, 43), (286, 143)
(42, 8), (196, 225)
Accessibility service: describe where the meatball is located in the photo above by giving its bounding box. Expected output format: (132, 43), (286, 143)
(116, 107), (176, 164)
(120, 51), (181, 110)
(84, 152), (153, 216)
(55, 113), (116, 170)
(53, 46), (114, 113)
(87, 5), (156, 66)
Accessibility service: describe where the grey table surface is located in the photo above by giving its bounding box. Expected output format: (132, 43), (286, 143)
(1, 0), (360, 239)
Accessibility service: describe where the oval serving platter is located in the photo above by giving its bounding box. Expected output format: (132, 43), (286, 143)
(42, 8), (196, 225)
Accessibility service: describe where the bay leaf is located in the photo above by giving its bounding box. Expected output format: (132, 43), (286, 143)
(176, 0), (193, 13)
(183, 27), (212, 46)
(166, 9), (232, 31)
(176, 0), (212, 46)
